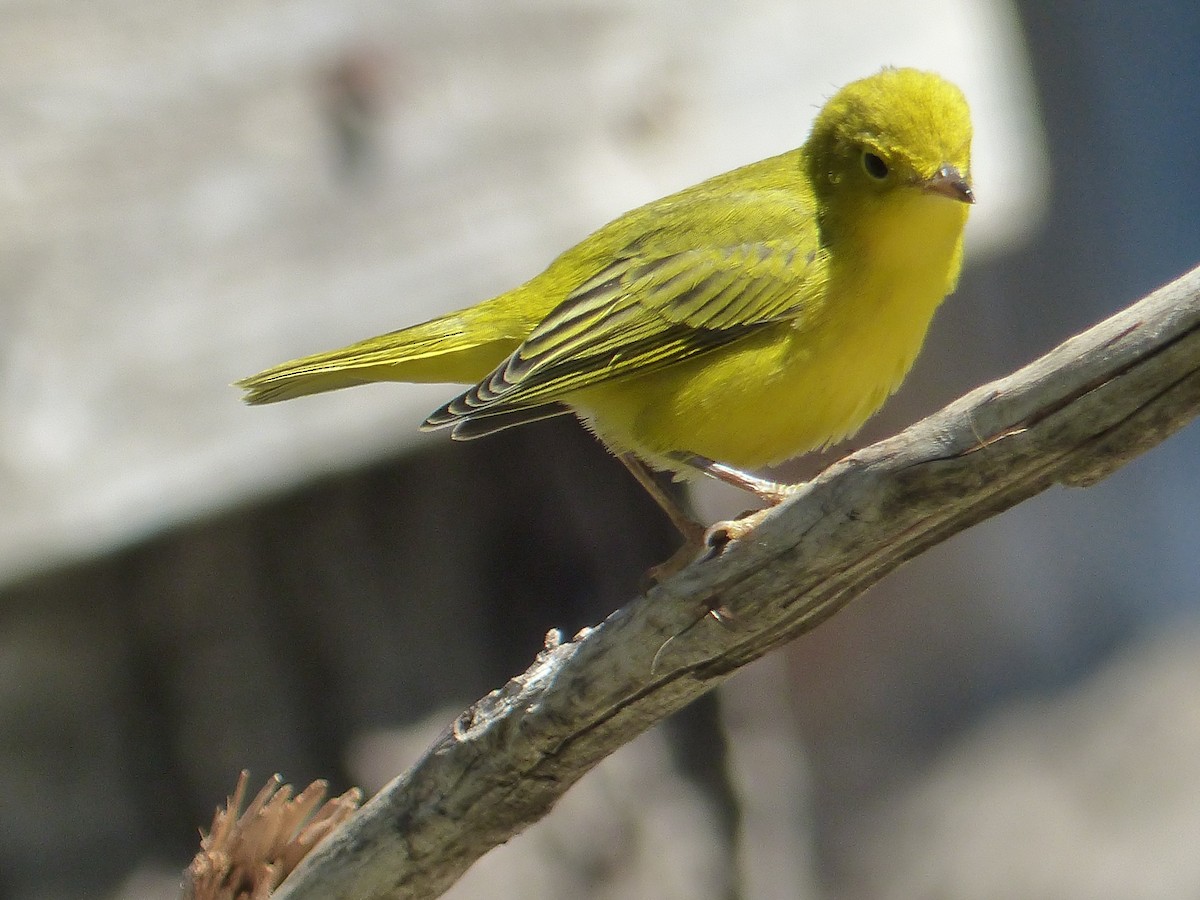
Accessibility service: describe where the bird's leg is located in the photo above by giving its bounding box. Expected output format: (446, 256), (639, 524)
(617, 453), (706, 543)
(670, 452), (803, 547)
(617, 454), (710, 583)
(670, 453), (799, 503)
(619, 452), (804, 582)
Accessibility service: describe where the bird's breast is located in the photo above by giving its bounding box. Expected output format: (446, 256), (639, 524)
(572, 201), (967, 473)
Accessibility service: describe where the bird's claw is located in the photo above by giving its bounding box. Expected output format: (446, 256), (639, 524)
(703, 507), (772, 556)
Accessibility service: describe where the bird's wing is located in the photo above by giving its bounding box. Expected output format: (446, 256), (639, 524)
(425, 193), (824, 432)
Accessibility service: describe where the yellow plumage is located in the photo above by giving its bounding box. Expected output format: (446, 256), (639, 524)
(239, 67), (973, 534)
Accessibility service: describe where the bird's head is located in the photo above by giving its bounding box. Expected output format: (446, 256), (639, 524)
(804, 67), (974, 233)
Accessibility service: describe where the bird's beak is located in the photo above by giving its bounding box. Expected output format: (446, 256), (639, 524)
(923, 164), (975, 204)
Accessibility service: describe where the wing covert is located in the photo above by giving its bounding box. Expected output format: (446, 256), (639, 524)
(425, 194), (824, 434)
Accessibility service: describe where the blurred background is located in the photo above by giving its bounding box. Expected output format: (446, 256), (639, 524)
(2, 1), (1199, 898)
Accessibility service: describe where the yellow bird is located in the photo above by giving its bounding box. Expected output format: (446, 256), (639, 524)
(239, 67), (973, 569)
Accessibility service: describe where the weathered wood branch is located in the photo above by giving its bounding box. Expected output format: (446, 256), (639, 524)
(271, 262), (1200, 900)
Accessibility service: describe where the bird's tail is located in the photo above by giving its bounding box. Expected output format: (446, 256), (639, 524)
(236, 302), (524, 405)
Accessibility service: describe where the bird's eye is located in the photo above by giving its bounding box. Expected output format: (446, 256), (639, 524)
(861, 151), (889, 180)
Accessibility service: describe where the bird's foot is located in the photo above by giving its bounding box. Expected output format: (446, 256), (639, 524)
(642, 500), (791, 587)
(641, 532), (706, 587)
(703, 505), (773, 555)
(623, 450), (804, 586)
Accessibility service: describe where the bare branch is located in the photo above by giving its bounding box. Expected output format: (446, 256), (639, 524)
(271, 263), (1200, 900)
